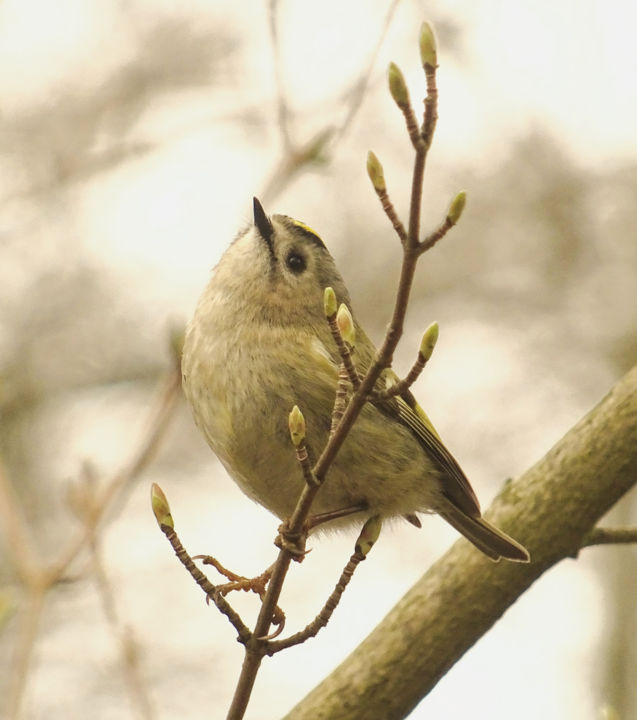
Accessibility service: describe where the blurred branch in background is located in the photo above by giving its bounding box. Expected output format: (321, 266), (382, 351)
(0, 350), (181, 719)
(0, 4), (405, 718)
(0, 1), (635, 719)
(261, 0), (400, 203)
(0, 14), (234, 203)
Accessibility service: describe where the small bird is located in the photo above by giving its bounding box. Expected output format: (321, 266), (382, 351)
(181, 198), (529, 562)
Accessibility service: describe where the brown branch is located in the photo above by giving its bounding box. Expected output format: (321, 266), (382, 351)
(266, 551), (365, 654)
(421, 64), (438, 150)
(48, 364), (182, 582)
(158, 520), (252, 644)
(226, 123), (431, 720)
(90, 539), (155, 720)
(326, 309), (360, 391)
(419, 215), (453, 254)
(282, 364), (637, 720)
(376, 328), (434, 401)
(2, 352), (182, 719)
(333, 0), (401, 142)
(378, 189), (408, 244)
(330, 364), (352, 437)
(267, 0), (293, 152)
(581, 526), (637, 548)
(263, 0), (400, 204)
(371, 184), (408, 245)
(227, 28), (453, 720)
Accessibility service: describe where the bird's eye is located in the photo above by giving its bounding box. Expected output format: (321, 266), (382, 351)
(286, 250), (306, 274)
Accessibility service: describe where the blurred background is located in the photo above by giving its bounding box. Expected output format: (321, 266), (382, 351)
(1, 0), (636, 718)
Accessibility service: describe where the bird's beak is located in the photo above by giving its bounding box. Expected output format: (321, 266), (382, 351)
(253, 197), (274, 250)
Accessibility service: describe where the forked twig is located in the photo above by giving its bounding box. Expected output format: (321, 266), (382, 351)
(3, 340), (182, 719)
(267, 516), (382, 654)
(224, 23), (466, 720)
(154, 23), (469, 720)
(151, 487), (252, 644)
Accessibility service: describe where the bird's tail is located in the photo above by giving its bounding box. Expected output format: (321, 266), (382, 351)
(438, 503), (530, 563)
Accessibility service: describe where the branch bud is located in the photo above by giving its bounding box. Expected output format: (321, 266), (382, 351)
(420, 321), (439, 361)
(388, 62), (410, 108)
(447, 190), (467, 225)
(288, 405), (306, 447)
(419, 22), (437, 68)
(366, 151), (386, 192)
(355, 515), (383, 556)
(324, 287), (337, 318)
(151, 483), (174, 529)
(336, 304), (356, 348)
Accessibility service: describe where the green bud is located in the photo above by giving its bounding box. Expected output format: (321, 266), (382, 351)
(447, 190), (467, 225)
(323, 287), (337, 318)
(419, 22), (437, 68)
(420, 321), (439, 361)
(355, 515), (383, 556)
(288, 405), (306, 446)
(388, 62), (410, 107)
(151, 483), (174, 529)
(366, 151), (386, 192)
(336, 304), (356, 348)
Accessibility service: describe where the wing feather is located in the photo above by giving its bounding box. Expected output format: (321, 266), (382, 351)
(373, 380), (481, 518)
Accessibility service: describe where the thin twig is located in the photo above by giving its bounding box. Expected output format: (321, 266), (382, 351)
(268, 0), (293, 152)
(330, 365), (352, 438)
(262, 1), (399, 204)
(419, 215), (454, 255)
(421, 64), (439, 150)
(226, 34), (454, 720)
(6, 588), (46, 720)
(47, 365), (182, 582)
(266, 551), (365, 654)
(2, 358), (182, 720)
(581, 526), (637, 548)
(377, 351), (428, 401)
(294, 437), (319, 489)
(401, 103), (424, 152)
(326, 311), (360, 391)
(90, 539), (155, 720)
(333, 0), (401, 142)
(0, 459), (42, 587)
(159, 521), (252, 644)
(373, 185), (408, 245)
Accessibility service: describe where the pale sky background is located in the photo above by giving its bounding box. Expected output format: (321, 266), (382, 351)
(1, 1), (636, 719)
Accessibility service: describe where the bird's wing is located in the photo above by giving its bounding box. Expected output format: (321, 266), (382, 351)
(320, 322), (482, 518)
(373, 374), (482, 518)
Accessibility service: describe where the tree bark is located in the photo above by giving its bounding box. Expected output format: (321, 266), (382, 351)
(283, 364), (637, 720)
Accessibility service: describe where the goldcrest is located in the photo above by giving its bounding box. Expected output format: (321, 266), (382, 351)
(181, 198), (529, 562)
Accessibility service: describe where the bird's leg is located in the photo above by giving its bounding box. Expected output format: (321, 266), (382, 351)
(275, 523), (308, 559)
(307, 502), (369, 530)
(275, 503), (369, 560)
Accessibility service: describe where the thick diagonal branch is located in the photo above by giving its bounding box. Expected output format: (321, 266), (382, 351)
(283, 364), (637, 720)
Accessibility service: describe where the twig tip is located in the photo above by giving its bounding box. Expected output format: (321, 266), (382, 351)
(336, 304), (356, 349)
(419, 22), (437, 69)
(388, 61), (410, 108)
(355, 515), (383, 557)
(447, 190), (467, 225)
(288, 405), (306, 447)
(366, 151), (386, 192)
(151, 483), (174, 529)
(323, 287), (337, 318)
